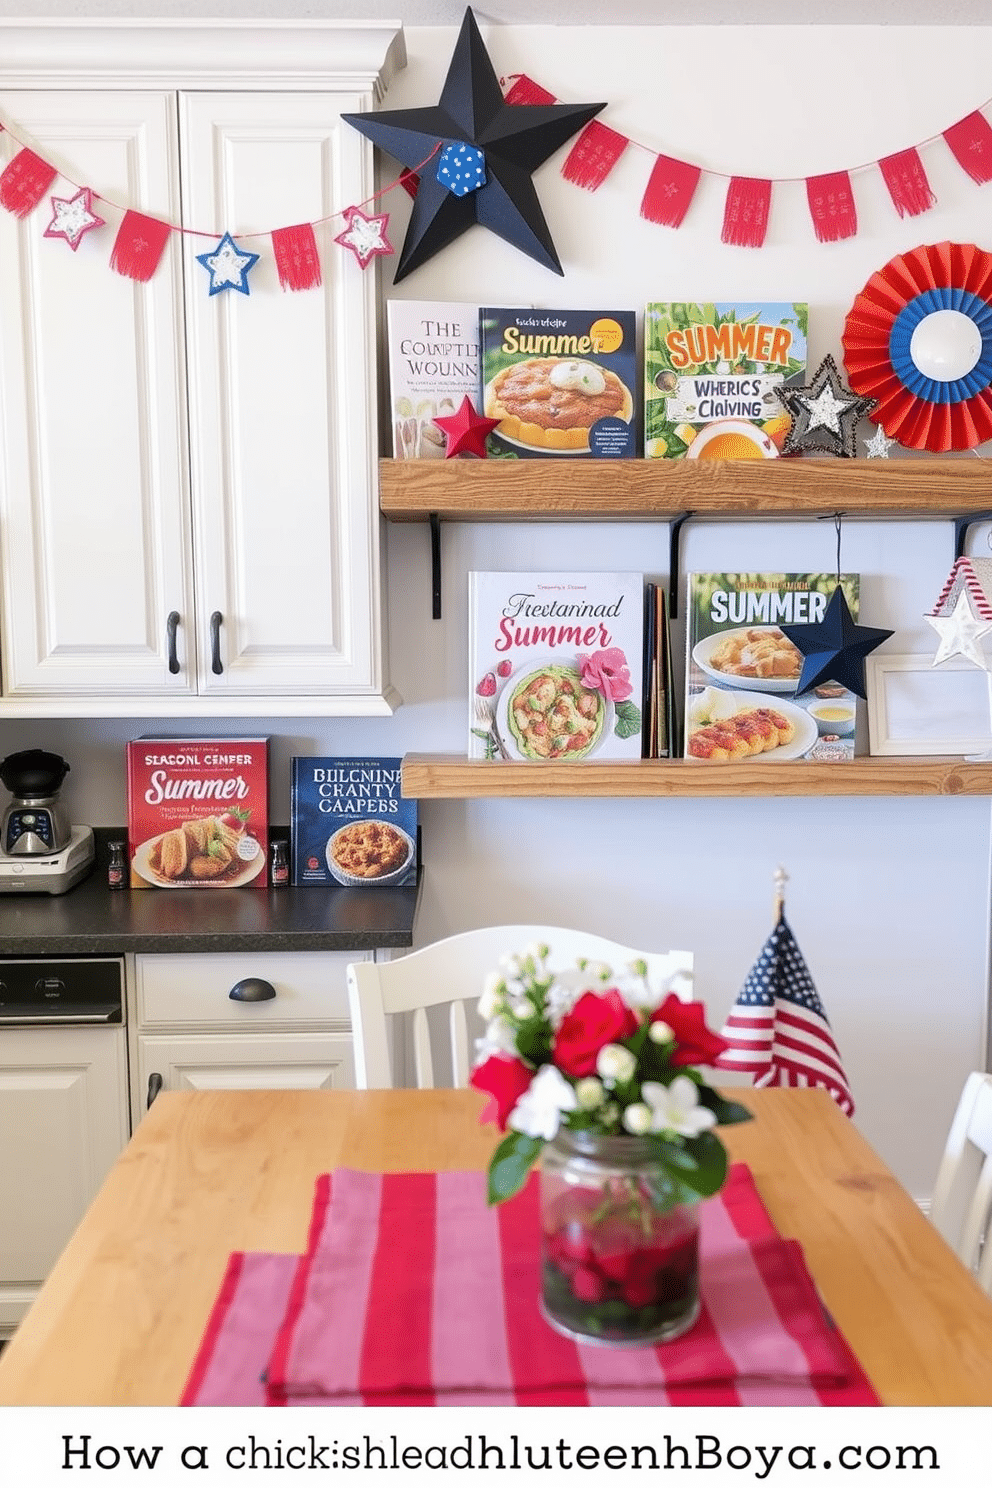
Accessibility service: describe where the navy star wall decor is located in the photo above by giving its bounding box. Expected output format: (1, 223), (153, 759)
(781, 587), (893, 699)
(341, 7), (605, 282)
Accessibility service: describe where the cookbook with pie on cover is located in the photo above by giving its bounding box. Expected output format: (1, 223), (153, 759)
(684, 574), (860, 763)
(290, 757), (418, 887)
(644, 302), (807, 460)
(480, 308), (637, 458)
(468, 571), (644, 761)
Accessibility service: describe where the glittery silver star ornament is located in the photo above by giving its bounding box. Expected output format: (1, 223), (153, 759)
(341, 7), (604, 281)
(775, 353), (877, 458)
(195, 232), (260, 296)
(863, 425), (896, 459)
(925, 590), (992, 670)
(43, 187), (105, 251)
(781, 587), (893, 698)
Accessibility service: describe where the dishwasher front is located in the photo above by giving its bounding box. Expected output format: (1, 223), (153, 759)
(0, 957), (130, 1336)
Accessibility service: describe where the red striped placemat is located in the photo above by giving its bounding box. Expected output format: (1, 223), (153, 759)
(182, 1163), (877, 1407)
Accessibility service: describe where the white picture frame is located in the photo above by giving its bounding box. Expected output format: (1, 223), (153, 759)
(866, 653), (992, 756)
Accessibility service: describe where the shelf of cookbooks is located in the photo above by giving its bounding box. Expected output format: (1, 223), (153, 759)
(398, 567), (992, 801)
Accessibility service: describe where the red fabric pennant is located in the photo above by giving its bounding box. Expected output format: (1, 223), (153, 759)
(943, 110), (992, 184)
(0, 148), (57, 217)
(878, 147), (936, 218)
(561, 120), (629, 191)
(805, 171), (858, 243)
(271, 223), (322, 291)
(640, 153), (701, 228)
(109, 210), (172, 282)
(398, 168), (420, 199)
(503, 74), (556, 106)
(721, 176), (772, 248)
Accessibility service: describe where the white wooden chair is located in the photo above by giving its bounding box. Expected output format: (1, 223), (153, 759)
(346, 924), (693, 1090)
(930, 1071), (992, 1293)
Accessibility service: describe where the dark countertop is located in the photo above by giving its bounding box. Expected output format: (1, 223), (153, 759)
(0, 830), (420, 955)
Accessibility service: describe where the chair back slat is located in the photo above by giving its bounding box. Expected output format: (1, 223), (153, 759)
(346, 925), (693, 1092)
(931, 1071), (992, 1294)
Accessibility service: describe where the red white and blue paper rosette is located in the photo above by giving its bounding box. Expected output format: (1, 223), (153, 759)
(842, 242), (992, 452)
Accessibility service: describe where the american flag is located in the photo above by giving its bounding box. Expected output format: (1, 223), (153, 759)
(716, 913), (854, 1117)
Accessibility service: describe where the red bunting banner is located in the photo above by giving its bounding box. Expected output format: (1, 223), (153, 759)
(502, 74), (556, 106)
(0, 148), (57, 217)
(877, 147), (936, 219)
(721, 176), (772, 248)
(561, 120), (629, 192)
(109, 211), (172, 282)
(942, 110), (992, 184)
(805, 171), (858, 243)
(640, 153), (701, 228)
(271, 223), (322, 291)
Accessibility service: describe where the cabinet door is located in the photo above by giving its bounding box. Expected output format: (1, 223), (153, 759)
(0, 91), (196, 697)
(179, 92), (386, 700)
(0, 1027), (130, 1331)
(136, 1031), (355, 1118)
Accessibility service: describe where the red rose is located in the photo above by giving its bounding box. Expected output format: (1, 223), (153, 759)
(650, 993), (729, 1068)
(469, 1054), (534, 1131)
(553, 989), (640, 1078)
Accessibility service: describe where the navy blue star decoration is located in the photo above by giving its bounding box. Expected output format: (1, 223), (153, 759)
(341, 8), (604, 281)
(781, 587), (893, 699)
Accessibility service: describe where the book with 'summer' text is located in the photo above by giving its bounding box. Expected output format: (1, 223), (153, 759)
(644, 302), (807, 459)
(684, 573), (860, 764)
(290, 757), (418, 887)
(468, 571), (644, 761)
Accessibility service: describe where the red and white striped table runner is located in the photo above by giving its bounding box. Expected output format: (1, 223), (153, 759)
(182, 1164), (877, 1408)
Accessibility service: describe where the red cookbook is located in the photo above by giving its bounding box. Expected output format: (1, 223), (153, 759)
(126, 736), (270, 889)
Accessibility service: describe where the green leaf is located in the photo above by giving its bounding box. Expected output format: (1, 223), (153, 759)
(674, 1130), (729, 1197)
(696, 1086), (754, 1126)
(614, 702), (642, 739)
(487, 1132), (543, 1205)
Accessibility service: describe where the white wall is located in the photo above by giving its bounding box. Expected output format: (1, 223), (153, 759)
(5, 21), (992, 1200)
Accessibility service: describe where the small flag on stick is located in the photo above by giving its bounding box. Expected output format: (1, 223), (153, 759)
(716, 868), (855, 1117)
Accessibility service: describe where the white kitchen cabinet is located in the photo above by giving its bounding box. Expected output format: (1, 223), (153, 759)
(0, 22), (404, 717)
(0, 1025), (130, 1336)
(128, 949), (362, 1127)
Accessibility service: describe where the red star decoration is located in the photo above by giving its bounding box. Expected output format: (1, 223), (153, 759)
(333, 205), (393, 269)
(433, 396), (501, 459)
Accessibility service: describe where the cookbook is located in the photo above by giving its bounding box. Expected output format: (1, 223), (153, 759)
(126, 736), (270, 888)
(291, 757), (418, 887)
(684, 573), (859, 763)
(468, 571), (644, 761)
(644, 302), (807, 459)
(480, 308), (637, 458)
(385, 300), (480, 459)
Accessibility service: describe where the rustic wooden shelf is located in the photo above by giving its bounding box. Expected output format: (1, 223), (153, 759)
(402, 754), (992, 799)
(380, 455), (992, 524)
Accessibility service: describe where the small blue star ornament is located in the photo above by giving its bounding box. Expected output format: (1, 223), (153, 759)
(781, 587), (893, 699)
(195, 232), (260, 296)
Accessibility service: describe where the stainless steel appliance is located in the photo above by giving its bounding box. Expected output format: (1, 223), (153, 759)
(0, 750), (94, 894)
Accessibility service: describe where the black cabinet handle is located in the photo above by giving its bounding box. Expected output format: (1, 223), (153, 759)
(166, 611), (181, 674)
(229, 977), (277, 1003)
(147, 1072), (163, 1109)
(210, 611), (224, 674)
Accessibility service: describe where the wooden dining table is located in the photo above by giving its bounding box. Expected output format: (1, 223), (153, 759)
(1, 1084), (991, 1407)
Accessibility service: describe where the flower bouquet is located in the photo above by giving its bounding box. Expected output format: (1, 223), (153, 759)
(469, 943), (752, 1345)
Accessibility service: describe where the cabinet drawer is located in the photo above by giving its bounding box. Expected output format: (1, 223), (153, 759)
(134, 951), (365, 1029)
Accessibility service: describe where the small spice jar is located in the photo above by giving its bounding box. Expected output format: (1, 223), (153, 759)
(270, 840), (289, 887)
(106, 841), (127, 890)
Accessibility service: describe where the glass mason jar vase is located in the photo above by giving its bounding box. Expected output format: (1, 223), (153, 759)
(539, 1128), (701, 1347)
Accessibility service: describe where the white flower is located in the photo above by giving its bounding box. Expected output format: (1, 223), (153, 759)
(596, 1042), (637, 1085)
(575, 1076), (605, 1110)
(648, 1019), (674, 1044)
(622, 1102), (653, 1135)
(641, 1076), (717, 1137)
(474, 1015), (518, 1060)
(508, 994), (532, 1018)
(582, 959), (613, 984)
(507, 1064), (578, 1141)
(477, 972), (504, 1020)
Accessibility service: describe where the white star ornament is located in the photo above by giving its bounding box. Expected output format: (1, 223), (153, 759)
(43, 187), (105, 251)
(926, 590), (992, 670)
(195, 232), (260, 296)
